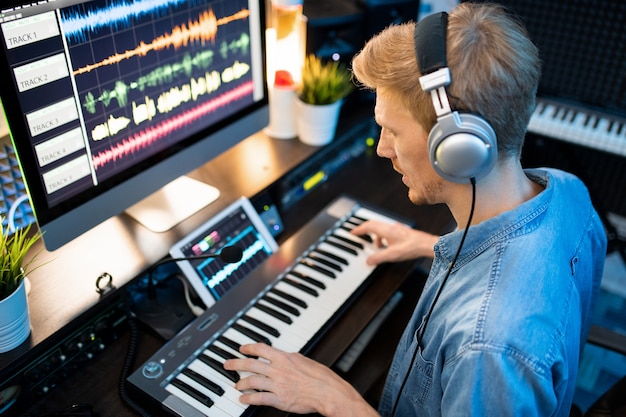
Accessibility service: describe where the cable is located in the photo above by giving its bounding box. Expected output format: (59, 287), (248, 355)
(177, 274), (205, 316)
(118, 297), (153, 417)
(390, 177), (476, 417)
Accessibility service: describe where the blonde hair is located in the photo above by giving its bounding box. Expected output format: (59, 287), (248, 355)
(351, 2), (541, 157)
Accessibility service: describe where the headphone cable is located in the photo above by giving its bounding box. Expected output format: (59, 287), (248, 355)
(390, 177), (476, 416)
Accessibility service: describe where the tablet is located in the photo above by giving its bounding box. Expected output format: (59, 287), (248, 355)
(169, 197), (279, 309)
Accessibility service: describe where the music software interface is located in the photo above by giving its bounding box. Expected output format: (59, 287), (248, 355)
(177, 206), (275, 301)
(0, 0), (262, 207)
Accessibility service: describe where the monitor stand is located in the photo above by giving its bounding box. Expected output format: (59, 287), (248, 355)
(125, 176), (220, 232)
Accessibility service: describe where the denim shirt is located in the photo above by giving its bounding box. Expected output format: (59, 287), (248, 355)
(378, 168), (607, 417)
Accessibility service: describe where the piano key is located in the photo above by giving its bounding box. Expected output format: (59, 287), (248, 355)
(241, 314), (281, 337)
(528, 98), (626, 156)
(170, 378), (214, 408)
(232, 322), (272, 345)
(182, 367), (224, 396)
(247, 305), (311, 342)
(306, 252), (343, 272)
(322, 238), (358, 255)
(269, 287), (308, 308)
(313, 247), (349, 265)
(198, 351), (240, 383)
(299, 258), (337, 277)
(288, 270), (326, 290)
(261, 294), (301, 316)
(208, 343), (239, 361)
(282, 276), (320, 297)
(254, 300), (293, 323)
(166, 381), (227, 417)
(187, 358), (249, 410)
(178, 373), (245, 417)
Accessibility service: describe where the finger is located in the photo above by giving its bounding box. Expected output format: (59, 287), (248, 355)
(235, 373), (272, 392)
(238, 390), (280, 408)
(224, 356), (269, 374)
(351, 220), (384, 236)
(239, 342), (279, 359)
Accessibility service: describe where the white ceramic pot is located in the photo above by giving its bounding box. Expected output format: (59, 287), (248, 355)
(0, 279), (31, 353)
(295, 98), (342, 146)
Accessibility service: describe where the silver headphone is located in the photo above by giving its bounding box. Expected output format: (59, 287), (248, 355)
(414, 12), (497, 183)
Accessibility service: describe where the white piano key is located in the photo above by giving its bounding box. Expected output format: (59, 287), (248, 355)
(245, 306), (310, 346)
(165, 383), (222, 417)
(177, 372), (246, 416)
(187, 358), (249, 406)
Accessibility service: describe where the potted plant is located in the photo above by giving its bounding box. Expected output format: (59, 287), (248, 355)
(0, 219), (43, 353)
(295, 54), (354, 146)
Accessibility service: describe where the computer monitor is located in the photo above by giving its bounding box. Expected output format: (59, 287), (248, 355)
(0, 0), (269, 251)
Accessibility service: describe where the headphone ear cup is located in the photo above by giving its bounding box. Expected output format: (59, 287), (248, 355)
(428, 112), (497, 183)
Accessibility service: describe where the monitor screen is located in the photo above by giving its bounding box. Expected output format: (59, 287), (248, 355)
(0, 0), (269, 250)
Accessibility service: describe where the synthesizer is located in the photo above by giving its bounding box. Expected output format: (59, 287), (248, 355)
(127, 195), (408, 417)
(527, 97), (626, 157)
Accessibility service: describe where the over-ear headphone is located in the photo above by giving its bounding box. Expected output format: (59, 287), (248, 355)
(413, 12), (497, 183)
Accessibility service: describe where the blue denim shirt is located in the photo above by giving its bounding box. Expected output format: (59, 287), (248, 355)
(378, 168), (607, 417)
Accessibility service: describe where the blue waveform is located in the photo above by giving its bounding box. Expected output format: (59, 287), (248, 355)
(60, 0), (189, 44)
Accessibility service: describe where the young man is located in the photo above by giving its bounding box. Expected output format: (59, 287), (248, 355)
(224, 3), (607, 416)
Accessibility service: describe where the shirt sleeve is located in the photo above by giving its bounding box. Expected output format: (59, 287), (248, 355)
(440, 347), (559, 416)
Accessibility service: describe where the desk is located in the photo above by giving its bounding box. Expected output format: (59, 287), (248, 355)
(1, 112), (453, 416)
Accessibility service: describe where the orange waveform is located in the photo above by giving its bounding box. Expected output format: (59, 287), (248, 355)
(74, 8), (251, 76)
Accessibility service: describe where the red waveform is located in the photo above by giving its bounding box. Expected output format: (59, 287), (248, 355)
(74, 8), (251, 75)
(91, 81), (254, 169)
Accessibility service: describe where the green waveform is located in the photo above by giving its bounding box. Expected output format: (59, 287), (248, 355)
(82, 49), (215, 114)
(220, 32), (250, 60)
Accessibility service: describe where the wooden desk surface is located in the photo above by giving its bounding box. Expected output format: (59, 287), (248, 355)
(2, 111), (453, 417)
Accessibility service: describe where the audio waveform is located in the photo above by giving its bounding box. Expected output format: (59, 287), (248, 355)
(82, 50), (215, 114)
(91, 80), (253, 169)
(206, 238), (264, 290)
(88, 60), (249, 141)
(61, 0), (188, 44)
(92, 114), (132, 141)
(73, 8), (251, 75)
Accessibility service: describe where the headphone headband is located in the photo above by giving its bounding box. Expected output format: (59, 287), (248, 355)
(414, 12), (449, 75)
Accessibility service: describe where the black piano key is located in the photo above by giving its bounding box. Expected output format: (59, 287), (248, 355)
(307, 252), (343, 272)
(344, 219), (361, 227)
(340, 225), (373, 243)
(269, 288), (308, 309)
(283, 277), (319, 296)
(198, 353), (240, 383)
(255, 301), (293, 324)
(217, 336), (241, 354)
(551, 105), (560, 117)
(289, 270), (326, 289)
(351, 214), (368, 223)
(314, 248), (348, 265)
(300, 258), (337, 277)
(262, 294), (301, 316)
(330, 233), (364, 250)
(182, 368), (225, 396)
(324, 238), (358, 255)
(208, 344), (238, 361)
(537, 101), (546, 114)
(170, 377), (215, 407)
(217, 335), (258, 359)
(242, 314), (281, 338)
(232, 322), (272, 345)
